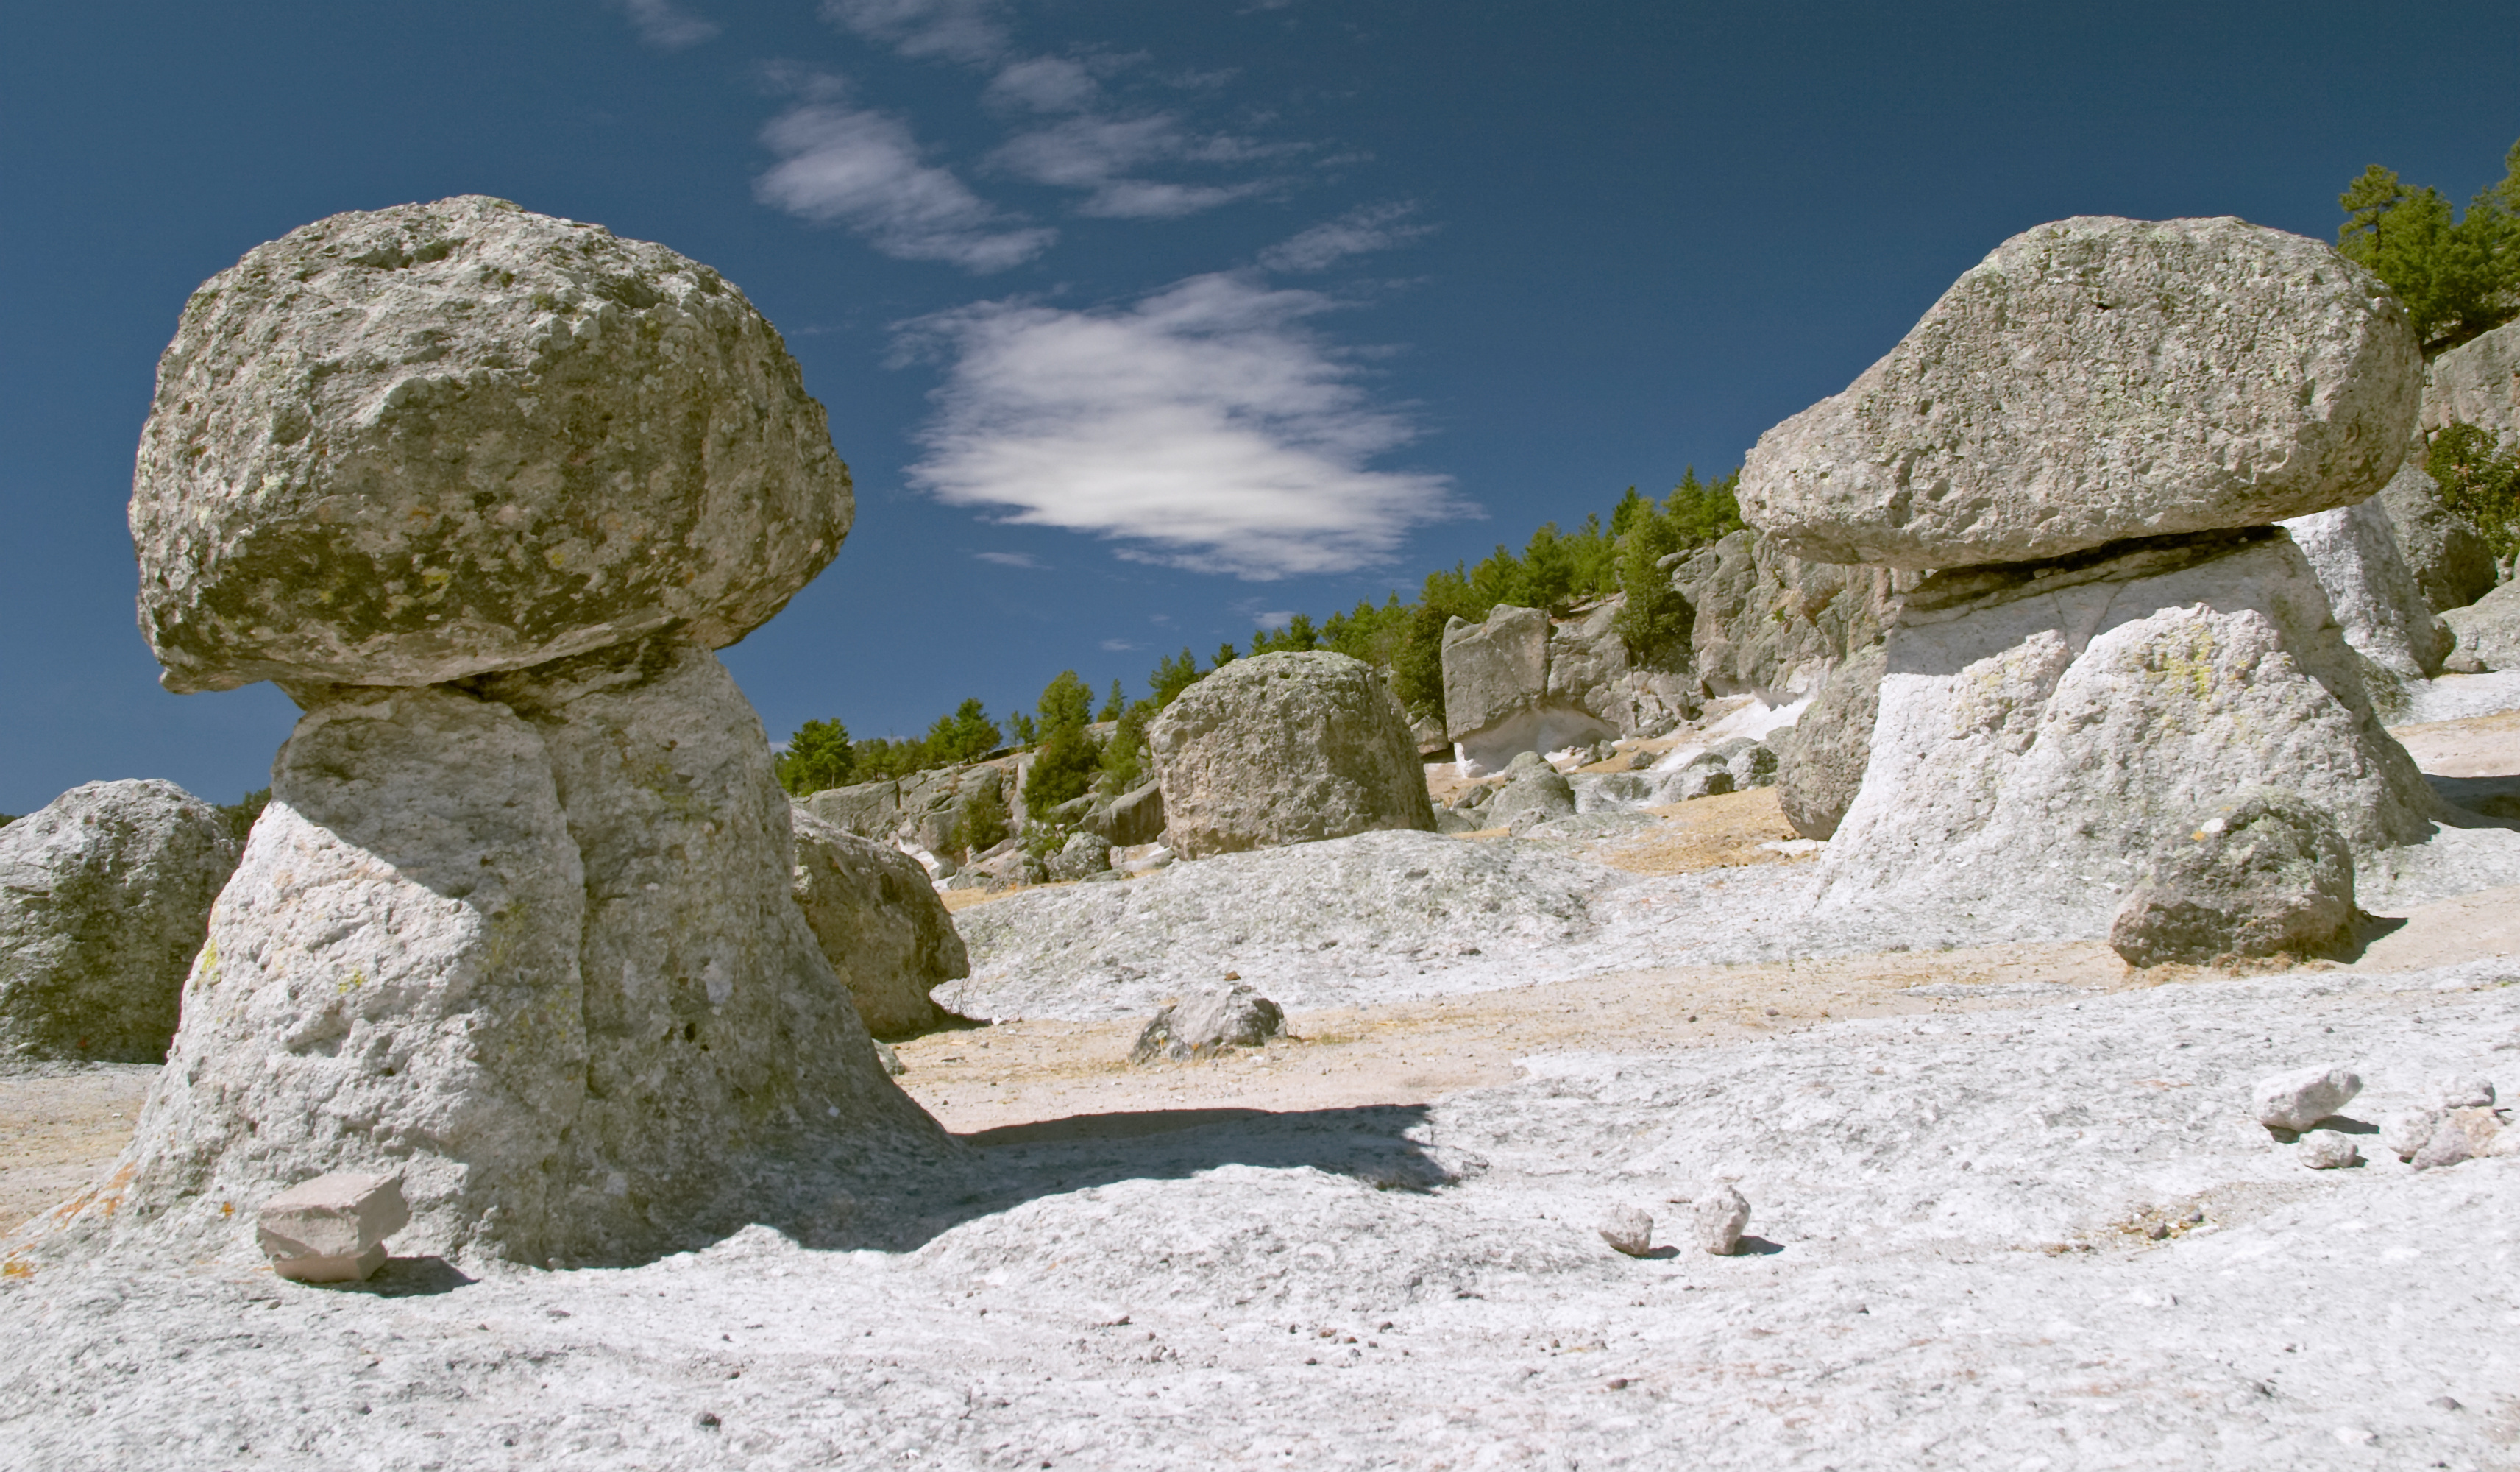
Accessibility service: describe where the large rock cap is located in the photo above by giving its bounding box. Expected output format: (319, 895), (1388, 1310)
(131, 196), (852, 693)
(1739, 216), (2421, 570)
(1148, 651), (1435, 860)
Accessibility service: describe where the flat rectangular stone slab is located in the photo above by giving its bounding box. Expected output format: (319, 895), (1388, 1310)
(257, 1172), (408, 1278)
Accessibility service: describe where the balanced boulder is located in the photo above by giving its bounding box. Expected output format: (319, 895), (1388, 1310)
(2108, 790), (2357, 967)
(39, 200), (940, 1271)
(129, 196), (851, 694)
(790, 807), (970, 1039)
(0, 780), (240, 1063)
(1740, 217), (2421, 570)
(1148, 652), (1435, 859)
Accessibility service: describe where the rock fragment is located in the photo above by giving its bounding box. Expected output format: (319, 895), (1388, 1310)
(789, 807), (970, 1039)
(2411, 1108), (2507, 1171)
(1598, 1206), (1654, 1257)
(1693, 1185), (1750, 1256)
(2252, 1064), (2363, 1133)
(2108, 790), (2358, 968)
(1129, 983), (1285, 1064)
(1776, 645), (1884, 840)
(2299, 1134), (2361, 1170)
(257, 1172), (410, 1283)
(2381, 1108), (2443, 1162)
(2428, 1078), (2496, 1111)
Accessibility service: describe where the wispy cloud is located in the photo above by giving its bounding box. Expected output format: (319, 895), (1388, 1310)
(899, 272), (1465, 580)
(1258, 202), (1434, 272)
(993, 114), (1280, 219)
(974, 550), (1044, 568)
(820, 0), (1009, 64)
(1250, 609), (1296, 629)
(610, 0), (720, 49)
(983, 55), (1101, 113)
(1099, 638), (1141, 651)
(755, 82), (1054, 272)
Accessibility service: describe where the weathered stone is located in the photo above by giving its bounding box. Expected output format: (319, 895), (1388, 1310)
(2252, 1064), (2363, 1133)
(1439, 601), (1696, 774)
(2411, 1107), (2506, 1171)
(2428, 1077), (2496, 1110)
(789, 807), (970, 1040)
(46, 644), (940, 1267)
(2375, 460), (2499, 616)
(2279, 496), (2450, 679)
(129, 197), (852, 693)
(2299, 1133), (2360, 1170)
(1046, 832), (1112, 882)
(1149, 652), (1435, 860)
(1740, 217), (2421, 570)
(803, 777), (901, 839)
(1488, 765), (1576, 832)
(2421, 316), (2520, 444)
(1775, 645), (1884, 841)
(1128, 983), (1284, 1063)
(1662, 531), (1896, 701)
(0, 780), (241, 1063)
(2441, 581), (2520, 671)
(2381, 1108), (2443, 1162)
(1598, 1206), (1654, 1257)
(1693, 1184), (1750, 1256)
(1093, 782), (1166, 848)
(258, 1172), (409, 1282)
(1817, 533), (2438, 933)
(2109, 790), (2357, 968)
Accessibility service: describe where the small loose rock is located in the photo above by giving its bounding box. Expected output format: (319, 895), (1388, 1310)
(2299, 1133), (2360, 1170)
(1694, 1185), (1750, 1256)
(2252, 1063), (2362, 1133)
(1597, 1206), (1654, 1257)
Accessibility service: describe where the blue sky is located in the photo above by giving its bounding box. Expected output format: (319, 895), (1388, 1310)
(3, 1), (2516, 814)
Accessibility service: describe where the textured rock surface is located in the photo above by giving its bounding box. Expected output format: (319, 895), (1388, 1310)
(1663, 531), (1895, 701)
(2279, 496), (2449, 679)
(2299, 1133), (2360, 1170)
(2376, 460), (2499, 616)
(1775, 645), (1884, 840)
(1597, 1205), (1653, 1257)
(1090, 782), (1165, 848)
(1739, 217), (2420, 570)
(2421, 316), (2520, 445)
(1441, 605), (1550, 743)
(2442, 581), (2520, 670)
(0, 780), (240, 1063)
(35, 645), (941, 1268)
(1148, 652), (1434, 859)
(1438, 602), (1690, 773)
(1126, 984), (1284, 1064)
(130, 197), (852, 693)
(2251, 1064), (2362, 1132)
(789, 807), (970, 1040)
(1817, 534), (2439, 930)
(1488, 764), (1576, 832)
(1693, 1185), (1750, 1256)
(2109, 790), (2358, 968)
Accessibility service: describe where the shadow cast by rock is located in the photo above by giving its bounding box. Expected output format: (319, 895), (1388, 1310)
(294, 1255), (478, 1298)
(1725, 1235), (1786, 1257)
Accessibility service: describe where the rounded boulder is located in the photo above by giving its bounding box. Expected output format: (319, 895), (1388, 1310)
(1739, 216), (2421, 570)
(1148, 652), (1436, 860)
(130, 196), (852, 693)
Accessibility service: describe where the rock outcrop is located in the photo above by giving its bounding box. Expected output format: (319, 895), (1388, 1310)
(39, 200), (941, 1270)
(1774, 644), (1884, 841)
(1660, 531), (1895, 702)
(0, 780), (241, 1063)
(1736, 217), (2441, 933)
(2279, 495), (2449, 680)
(1149, 652), (1434, 859)
(2442, 581), (2520, 671)
(2420, 316), (2520, 445)
(804, 762), (1013, 858)
(1740, 217), (2421, 570)
(1127, 984), (1283, 1063)
(1438, 601), (1694, 774)
(2375, 461), (2499, 617)
(2108, 790), (2357, 967)
(129, 197), (852, 695)
(790, 808), (970, 1039)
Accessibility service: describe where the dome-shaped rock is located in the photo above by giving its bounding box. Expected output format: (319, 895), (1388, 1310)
(1739, 216), (2421, 570)
(130, 196), (851, 692)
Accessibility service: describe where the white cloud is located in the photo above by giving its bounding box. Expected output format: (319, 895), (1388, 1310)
(984, 56), (1100, 113)
(1099, 638), (1140, 651)
(900, 272), (1465, 580)
(1251, 609), (1296, 629)
(820, 0), (1009, 63)
(993, 114), (1279, 219)
(756, 97), (1054, 272)
(974, 550), (1044, 567)
(610, 0), (719, 49)
(1258, 202), (1434, 272)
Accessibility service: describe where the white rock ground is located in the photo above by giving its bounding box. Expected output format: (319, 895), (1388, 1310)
(5, 693), (2519, 1468)
(3, 960), (2515, 1469)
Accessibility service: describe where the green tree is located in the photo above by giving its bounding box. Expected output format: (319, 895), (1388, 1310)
(1036, 670), (1094, 735)
(1212, 642), (1239, 669)
(1148, 646), (1203, 706)
(1022, 723), (1102, 813)
(1614, 467), (1742, 664)
(2338, 141), (2520, 350)
(1098, 678), (1126, 722)
(218, 788), (272, 845)
(1009, 711), (1039, 748)
(2427, 422), (2520, 559)
(929, 698), (1001, 765)
(950, 775), (1009, 858)
(1098, 699), (1153, 795)
(775, 718), (856, 796)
